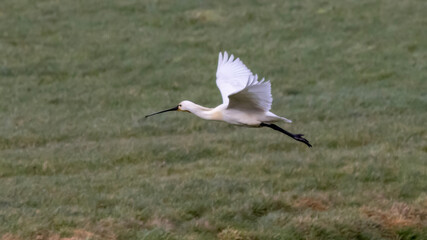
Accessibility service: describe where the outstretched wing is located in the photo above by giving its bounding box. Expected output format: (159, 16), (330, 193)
(227, 74), (273, 112)
(216, 51), (253, 105)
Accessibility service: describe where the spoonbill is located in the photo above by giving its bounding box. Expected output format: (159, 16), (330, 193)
(145, 52), (312, 147)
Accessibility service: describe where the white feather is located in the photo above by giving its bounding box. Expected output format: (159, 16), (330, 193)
(216, 52), (272, 112)
(216, 51), (253, 105)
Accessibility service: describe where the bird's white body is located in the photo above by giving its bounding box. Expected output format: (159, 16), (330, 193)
(177, 52), (292, 127)
(180, 101), (289, 127)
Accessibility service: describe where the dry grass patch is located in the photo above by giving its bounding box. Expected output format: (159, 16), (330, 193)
(89, 219), (117, 240)
(27, 219), (118, 240)
(59, 230), (94, 240)
(28, 230), (96, 240)
(31, 229), (111, 240)
(145, 215), (175, 232)
(217, 227), (252, 240)
(186, 10), (222, 23)
(43, 230), (94, 240)
(293, 196), (330, 211)
(1, 233), (21, 240)
(361, 202), (427, 229)
(194, 218), (217, 232)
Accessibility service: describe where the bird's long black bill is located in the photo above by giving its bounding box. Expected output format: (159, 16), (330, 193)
(145, 106), (179, 118)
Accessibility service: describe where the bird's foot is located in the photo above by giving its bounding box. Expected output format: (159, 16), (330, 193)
(293, 134), (312, 148)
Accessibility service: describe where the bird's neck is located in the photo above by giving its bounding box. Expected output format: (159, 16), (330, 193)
(188, 103), (222, 121)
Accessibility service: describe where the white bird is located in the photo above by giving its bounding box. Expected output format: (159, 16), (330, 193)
(145, 52), (311, 147)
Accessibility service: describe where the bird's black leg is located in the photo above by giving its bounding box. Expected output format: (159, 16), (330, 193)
(260, 123), (312, 147)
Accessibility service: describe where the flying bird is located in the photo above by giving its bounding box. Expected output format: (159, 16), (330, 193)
(145, 52), (312, 147)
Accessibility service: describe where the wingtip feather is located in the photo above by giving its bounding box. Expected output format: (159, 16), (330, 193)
(229, 54), (234, 62)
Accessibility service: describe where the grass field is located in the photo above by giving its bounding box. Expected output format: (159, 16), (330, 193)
(1, 0), (426, 239)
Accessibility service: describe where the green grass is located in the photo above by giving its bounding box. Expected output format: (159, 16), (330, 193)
(1, 0), (426, 239)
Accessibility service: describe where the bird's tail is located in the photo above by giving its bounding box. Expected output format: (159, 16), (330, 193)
(265, 112), (292, 123)
(280, 116), (292, 123)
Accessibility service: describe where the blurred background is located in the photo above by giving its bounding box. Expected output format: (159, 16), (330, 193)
(0, 0), (426, 239)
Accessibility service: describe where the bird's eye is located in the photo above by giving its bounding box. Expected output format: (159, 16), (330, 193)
(179, 104), (182, 107)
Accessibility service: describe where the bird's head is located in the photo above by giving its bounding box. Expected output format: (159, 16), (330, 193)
(145, 100), (192, 118)
(177, 100), (193, 113)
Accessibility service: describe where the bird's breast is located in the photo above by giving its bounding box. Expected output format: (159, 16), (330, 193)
(209, 110), (223, 121)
